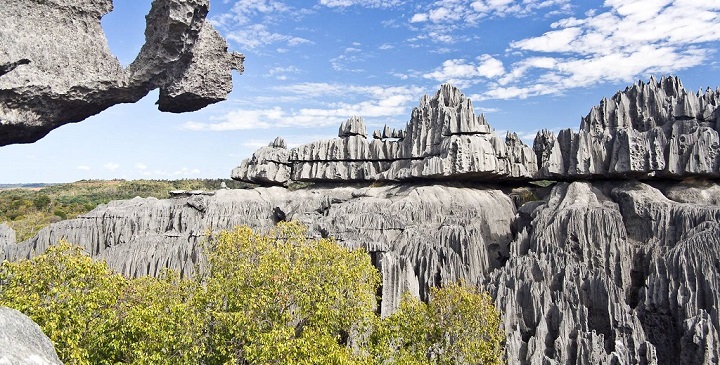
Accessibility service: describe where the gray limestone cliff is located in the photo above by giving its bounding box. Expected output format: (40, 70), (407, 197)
(0, 306), (63, 365)
(2, 184), (516, 318)
(236, 76), (720, 185)
(232, 84), (538, 184)
(4, 77), (720, 364)
(0, 0), (245, 146)
(534, 76), (720, 179)
(5, 179), (720, 363)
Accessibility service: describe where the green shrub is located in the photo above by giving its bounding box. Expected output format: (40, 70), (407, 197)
(0, 222), (505, 365)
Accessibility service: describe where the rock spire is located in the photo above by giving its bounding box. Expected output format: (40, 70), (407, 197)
(233, 84), (538, 185)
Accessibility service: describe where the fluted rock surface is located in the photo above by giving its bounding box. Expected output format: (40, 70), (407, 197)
(0, 222), (15, 261)
(483, 179), (720, 364)
(233, 84), (538, 184)
(3, 184), (516, 317)
(485, 182), (656, 364)
(0, 306), (63, 365)
(5, 179), (720, 363)
(231, 138), (291, 185)
(534, 76), (720, 179)
(235, 76), (720, 184)
(0, 0), (244, 146)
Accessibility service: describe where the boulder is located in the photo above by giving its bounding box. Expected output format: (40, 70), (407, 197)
(0, 0), (244, 146)
(0, 306), (63, 365)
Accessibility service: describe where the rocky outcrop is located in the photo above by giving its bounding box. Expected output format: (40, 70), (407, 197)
(233, 84), (538, 184)
(2, 184), (516, 317)
(236, 77), (720, 185)
(6, 179), (720, 363)
(6, 77), (720, 364)
(534, 76), (720, 179)
(231, 137), (291, 186)
(486, 182), (656, 364)
(0, 223), (15, 261)
(0, 0), (244, 146)
(0, 306), (63, 365)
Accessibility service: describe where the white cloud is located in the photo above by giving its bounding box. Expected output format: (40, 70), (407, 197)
(135, 163), (147, 170)
(423, 55), (505, 87)
(104, 163), (119, 171)
(266, 66), (302, 80)
(213, 0), (291, 26)
(407, 0), (572, 48)
(319, 0), (404, 8)
(226, 24), (313, 49)
(183, 84), (423, 131)
(330, 46), (369, 72)
(183, 108), (280, 131)
(410, 13), (428, 23)
(430, 1), (720, 100)
(76, 165), (91, 170)
(379, 43), (394, 50)
(410, 0), (571, 26)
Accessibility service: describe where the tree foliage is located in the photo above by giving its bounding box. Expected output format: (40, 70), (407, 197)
(201, 223), (380, 364)
(370, 285), (505, 365)
(0, 242), (126, 364)
(0, 222), (504, 364)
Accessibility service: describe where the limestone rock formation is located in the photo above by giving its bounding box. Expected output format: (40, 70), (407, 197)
(534, 76), (720, 179)
(2, 184), (516, 318)
(6, 77), (720, 364)
(0, 223), (15, 261)
(231, 137), (291, 185)
(0, 306), (63, 365)
(0, 0), (244, 146)
(6, 179), (720, 363)
(234, 84), (538, 183)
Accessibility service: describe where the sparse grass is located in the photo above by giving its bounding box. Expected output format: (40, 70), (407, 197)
(0, 179), (250, 241)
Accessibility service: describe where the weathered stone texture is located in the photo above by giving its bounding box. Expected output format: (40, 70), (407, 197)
(3, 185), (516, 318)
(535, 76), (720, 179)
(0, 306), (63, 365)
(6, 179), (720, 363)
(0, 0), (244, 146)
(233, 84), (538, 184)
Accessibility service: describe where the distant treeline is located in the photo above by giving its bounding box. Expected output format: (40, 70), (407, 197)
(0, 179), (252, 241)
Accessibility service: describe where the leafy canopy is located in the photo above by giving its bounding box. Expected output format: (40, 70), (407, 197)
(0, 221), (504, 364)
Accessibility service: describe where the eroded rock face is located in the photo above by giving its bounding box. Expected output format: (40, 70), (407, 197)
(534, 76), (720, 179)
(233, 84), (539, 184)
(0, 0), (244, 146)
(4, 179), (720, 363)
(0, 222), (15, 261)
(2, 184), (516, 317)
(0, 306), (63, 365)
(230, 137), (291, 186)
(236, 77), (720, 185)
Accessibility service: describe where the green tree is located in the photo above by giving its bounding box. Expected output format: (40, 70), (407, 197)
(117, 271), (205, 364)
(201, 222), (381, 364)
(0, 241), (126, 364)
(371, 283), (505, 365)
(0, 222), (505, 365)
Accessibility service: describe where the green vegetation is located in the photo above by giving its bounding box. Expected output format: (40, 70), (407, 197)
(0, 222), (505, 365)
(0, 179), (250, 241)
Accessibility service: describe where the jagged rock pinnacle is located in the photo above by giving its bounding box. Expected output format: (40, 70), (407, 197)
(233, 83), (537, 184)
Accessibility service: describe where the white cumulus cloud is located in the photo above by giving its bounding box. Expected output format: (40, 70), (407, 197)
(429, 1), (720, 100)
(182, 84), (424, 131)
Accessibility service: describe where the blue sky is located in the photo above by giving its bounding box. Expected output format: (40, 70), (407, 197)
(2, 0), (719, 183)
